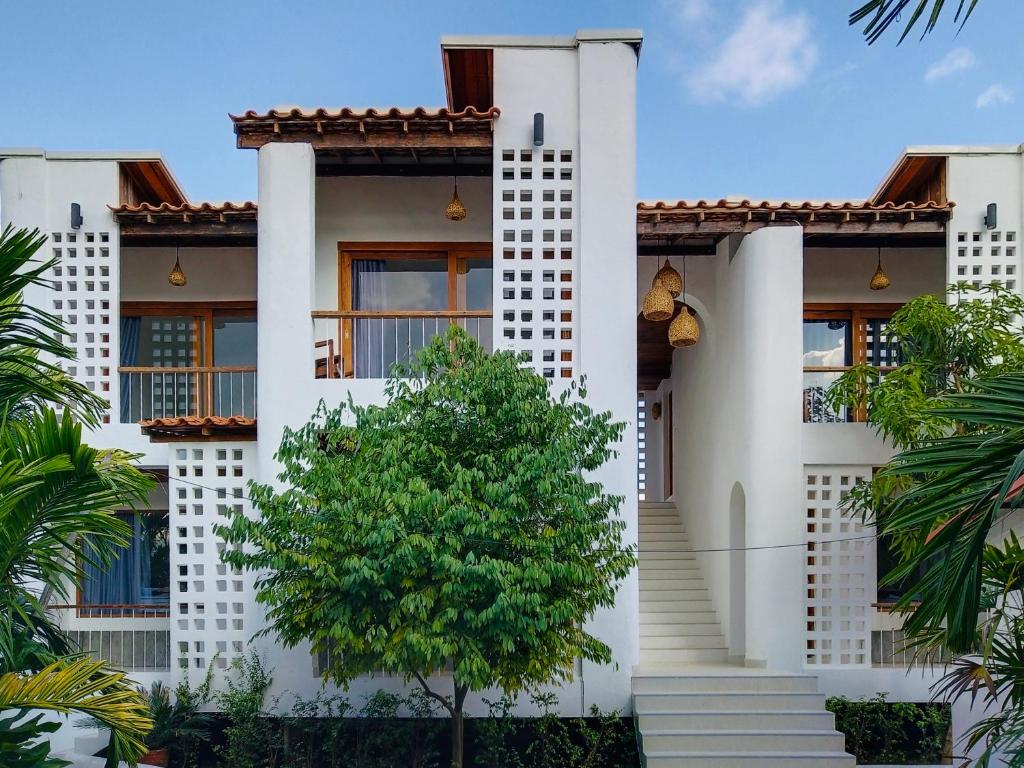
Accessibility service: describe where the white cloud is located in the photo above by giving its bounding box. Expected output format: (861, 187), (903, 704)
(977, 83), (1014, 108)
(675, 0), (712, 23)
(686, 1), (818, 107)
(924, 47), (976, 84)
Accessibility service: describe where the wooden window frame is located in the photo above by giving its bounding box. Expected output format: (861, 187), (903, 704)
(120, 301), (256, 370)
(68, 509), (171, 619)
(336, 242), (491, 377)
(803, 302), (903, 423)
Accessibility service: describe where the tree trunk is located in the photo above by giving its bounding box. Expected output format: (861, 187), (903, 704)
(451, 683), (469, 768)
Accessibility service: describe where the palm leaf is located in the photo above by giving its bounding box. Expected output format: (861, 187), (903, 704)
(0, 657), (151, 763)
(850, 1), (983, 45)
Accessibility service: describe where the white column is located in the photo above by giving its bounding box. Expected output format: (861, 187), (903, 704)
(256, 143), (316, 482)
(577, 38), (639, 712)
(734, 224), (805, 670)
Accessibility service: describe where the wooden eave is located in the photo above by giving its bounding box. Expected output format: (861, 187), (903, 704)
(872, 155), (948, 206)
(443, 48), (494, 111)
(139, 416), (257, 441)
(119, 161), (187, 206)
(111, 202), (257, 246)
(636, 200), (953, 240)
(230, 107), (499, 150)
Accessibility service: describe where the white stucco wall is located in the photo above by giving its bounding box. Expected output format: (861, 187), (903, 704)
(804, 247), (945, 304)
(313, 176), (492, 309)
(121, 247), (256, 302)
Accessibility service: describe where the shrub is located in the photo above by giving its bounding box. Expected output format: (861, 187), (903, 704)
(827, 693), (950, 764)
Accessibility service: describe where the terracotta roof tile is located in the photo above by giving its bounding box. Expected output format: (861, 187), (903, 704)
(229, 106), (500, 123)
(637, 199), (951, 212)
(139, 416), (256, 428)
(110, 201), (256, 215)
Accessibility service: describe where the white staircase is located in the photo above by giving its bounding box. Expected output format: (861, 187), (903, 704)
(638, 502), (727, 665)
(634, 502), (854, 767)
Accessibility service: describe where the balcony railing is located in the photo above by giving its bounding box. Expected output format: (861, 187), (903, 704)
(312, 311), (493, 379)
(119, 366), (257, 422)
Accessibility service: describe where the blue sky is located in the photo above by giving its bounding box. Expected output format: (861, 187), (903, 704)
(3, 0), (1021, 203)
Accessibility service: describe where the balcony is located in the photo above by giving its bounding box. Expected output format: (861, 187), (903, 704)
(312, 311), (492, 378)
(119, 365), (257, 421)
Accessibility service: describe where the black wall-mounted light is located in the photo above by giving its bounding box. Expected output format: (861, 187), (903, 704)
(985, 202), (998, 230)
(70, 203), (83, 230)
(533, 112), (544, 147)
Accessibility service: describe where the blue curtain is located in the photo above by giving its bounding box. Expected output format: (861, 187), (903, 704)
(352, 260), (385, 378)
(119, 317), (141, 422)
(82, 513), (156, 605)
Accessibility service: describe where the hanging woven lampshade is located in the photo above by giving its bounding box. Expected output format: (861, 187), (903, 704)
(642, 277), (674, 321)
(445, 178), (467, 221)
(669, 304), (700, 348)
(655, 258), (683, 297)
(167, 248), (187, 287)
(869, 247), (890, 291)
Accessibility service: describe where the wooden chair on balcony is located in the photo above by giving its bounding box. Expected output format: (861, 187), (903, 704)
(314, 339), (342, 379)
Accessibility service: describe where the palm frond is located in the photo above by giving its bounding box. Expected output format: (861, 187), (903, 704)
(850, 0), (982, 44)
(0, 657), (152, 763)
(0, 225), (107, 425)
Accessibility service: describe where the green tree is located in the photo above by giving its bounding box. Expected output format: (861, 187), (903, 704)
(0, 226), (155, 766)
(851, 0), (982, 44)
(220, 327), (636, 768)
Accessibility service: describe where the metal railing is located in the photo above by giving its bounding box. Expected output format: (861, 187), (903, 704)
(48, 603), (170, 619)
(312, 311), (493, 379)
(119, 366), (257, 422)
(871, 628), (953, 667)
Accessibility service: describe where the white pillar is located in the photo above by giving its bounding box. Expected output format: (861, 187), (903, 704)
(256, 143), (316, 483)
(577, 38), (640, 711)
(734, 224), (804, 670)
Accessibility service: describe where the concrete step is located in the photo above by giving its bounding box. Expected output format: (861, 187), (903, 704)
(639, 611), (719, 625)
(638, 710), (836, 731)
(639, 599), (713, 613)
(644, 751), (855, 768)
(639, 559), (700, 570)
(639, 575), (706, 590)
(640, 621), (721, 637)
(640, 730), (845, 753)
(639, 547), (695, 558)
(639, 532), (689, 543)
(632, 673), (819, 695)
(639, 523), (686, 533)
(640, 567), (703, 581)
(634, 691), (828, 712)
(640, 648), (730, 664)
(640, 634), (728, 650)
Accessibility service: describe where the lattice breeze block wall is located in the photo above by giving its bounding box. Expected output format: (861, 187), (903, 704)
(496, 147), (578, 382)
(169, 444), (256, 684)
(954, 228), (1020, 291)
(804, 466), (876, 667)
(49, 230), (114, 422)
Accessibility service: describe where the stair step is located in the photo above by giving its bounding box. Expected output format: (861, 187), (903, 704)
(639, 523), (686, 533)
(641, 730), (845, 753)
(640, 559), (700, 570)
(644, 751), (855, 768)
(639, 547), (695, 558)
(640, 599), (712, 612)
(640, 634), (727, 650)
(640, 611), (719, 624)
(638, 711), (836, 730)
(634, 691), (828, 712)
(640, 621), (721, 637)
(639, 577), (706, 590)
(631, 673), (819, 694)
(640, 648), (729, 663)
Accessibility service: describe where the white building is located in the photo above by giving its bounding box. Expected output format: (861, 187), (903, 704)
(1, 31), (1021, 766)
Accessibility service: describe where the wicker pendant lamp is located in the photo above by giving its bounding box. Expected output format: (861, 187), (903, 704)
(167, 247), (187, 287)
(668, 255), (700, 347)
(655, 258), (683, 297)
(869, 247), (890, 291)
(445, 177), (467, 221)
(642, 277), (674, 321)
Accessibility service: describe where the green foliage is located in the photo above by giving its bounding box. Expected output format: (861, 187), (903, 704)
(0, 227), (155, 767)
(0, 711), (69, 768)
(215, 653), (273, 768)
(850, 0), (982, 44)
(219, 327), (635, 766)
(827, 693), (950, 763)
(144, 678), (214, 768)
(827, 284), (1024, 452)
